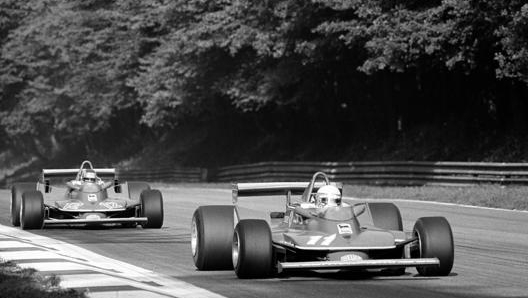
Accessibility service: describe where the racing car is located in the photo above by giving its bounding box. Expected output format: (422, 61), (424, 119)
(10, 160), (163, 229)
(191, 172), (454, 278)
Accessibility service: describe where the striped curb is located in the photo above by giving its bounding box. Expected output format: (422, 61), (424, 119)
(0, 224), (225, 298)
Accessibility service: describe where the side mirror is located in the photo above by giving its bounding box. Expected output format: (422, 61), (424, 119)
(45, 179), (51, 193)
(114, 179), (121, 193)
(353, 203), (366, 217)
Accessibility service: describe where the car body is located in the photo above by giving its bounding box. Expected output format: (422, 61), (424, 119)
(11, 160), (164, 229)
(191, 172), (454, 278)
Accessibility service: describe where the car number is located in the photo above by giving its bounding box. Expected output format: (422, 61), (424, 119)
(340, 254), (363, 262)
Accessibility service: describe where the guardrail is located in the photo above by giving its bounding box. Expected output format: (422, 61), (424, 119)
(4, 161), (528, 186)
(213, 161), (528, 185)
(116, 167), (206, 182)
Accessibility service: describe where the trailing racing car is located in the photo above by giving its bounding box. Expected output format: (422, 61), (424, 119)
(11, 160), (163, 229)
(191, 172), (454, 278)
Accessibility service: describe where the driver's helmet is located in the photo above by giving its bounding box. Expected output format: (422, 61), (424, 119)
(315, 185), (342, 207)
(82, 169), (97, 183)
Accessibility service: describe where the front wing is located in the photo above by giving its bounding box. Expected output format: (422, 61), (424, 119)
(43, 217), (148, 226)
(278, 258), (439, 273)
(44, 204), (146, 226)
(273, 237), (439, 273)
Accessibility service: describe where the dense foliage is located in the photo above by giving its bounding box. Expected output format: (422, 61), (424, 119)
(0, 260), (85, 298)
(1, 0), (528, 163)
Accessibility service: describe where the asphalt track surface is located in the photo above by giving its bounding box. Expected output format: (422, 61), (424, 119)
(1, 186), (527, 298)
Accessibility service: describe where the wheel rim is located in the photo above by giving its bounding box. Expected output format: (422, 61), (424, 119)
(10, 196), (15, 222)
(411, 229), (423, 258)
(232, 230), (240, 269)
(416, 230), (423, 257)
(191, 216), (198, 257)
(20, 200), (25, 228)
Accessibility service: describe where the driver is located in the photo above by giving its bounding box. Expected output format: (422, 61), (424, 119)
(83, 169), (113, 189)
(315, 185), (342, 208)
(313, 185), (354, 220)
(82, 169), (97, 183)
(67, 169), (112, 193)
(294, 185), (343, 220)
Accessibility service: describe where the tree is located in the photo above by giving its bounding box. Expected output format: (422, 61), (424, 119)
(0, 0), (158, 156)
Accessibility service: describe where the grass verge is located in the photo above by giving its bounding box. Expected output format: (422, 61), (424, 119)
(0, 260), (85, 298)
(343, 184), (528, 211)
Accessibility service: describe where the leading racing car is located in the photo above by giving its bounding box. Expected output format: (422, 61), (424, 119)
(10, 160), (163, 229)
(191, 172), (454, 278)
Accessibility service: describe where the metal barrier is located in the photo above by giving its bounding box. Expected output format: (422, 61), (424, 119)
(4, 161), (528, 186)
(117, 167), (206, 182)
(213, 161), (528, 185)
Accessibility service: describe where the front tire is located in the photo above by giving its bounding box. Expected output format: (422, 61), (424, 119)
(140, 189), (163, 228)
(192, 206), (235, 270)
(233, 219), (273, 279)
(412, 217), (454, 276)
(11, 183), (36, 226)
(20, 191), (44, 230)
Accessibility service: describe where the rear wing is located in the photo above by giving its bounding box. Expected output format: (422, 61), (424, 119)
(42, 168), (116, 184)
(232, 182), (343, 203)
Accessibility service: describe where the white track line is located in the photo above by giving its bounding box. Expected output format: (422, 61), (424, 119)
(0, 224), (226, 298)
(343, 196), (528, 213)
(0, 241), (34, 249)
(58, 274), (133, 288)
(89, 290), (170, 298)
(0, 251), (61, 260)
(18, 262), (95, 272)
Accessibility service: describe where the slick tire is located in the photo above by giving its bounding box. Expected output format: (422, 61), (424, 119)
(191, 206), (235, 270)
(233, 219), (273, 279)
(368, 202), (405, 275)
(11, 183), (36, 227)
(20, 190), (44, 230)
(412, 217), (454, 276)
(127, 182), (151, 202)
(140, 189), (163, 228)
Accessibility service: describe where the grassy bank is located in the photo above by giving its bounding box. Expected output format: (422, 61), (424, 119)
(0, 260), (85, 298)
(343, 184), (528, 211)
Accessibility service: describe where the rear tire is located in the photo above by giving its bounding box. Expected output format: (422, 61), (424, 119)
(412, 217), (454, 276)
(11, 183), (36, 227)
(191, 206), (235, 270)
(368, 202), (405, 275)
(233, 219), (273, 279)
(20, 191), (44, 230)
(128, 182), (151, 202)
(140, 189), (163, 228)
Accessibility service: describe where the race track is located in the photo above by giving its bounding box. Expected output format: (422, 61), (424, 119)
(1, 186), (527, 298)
